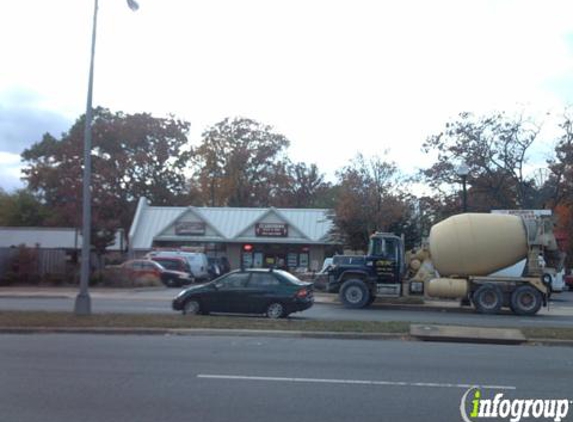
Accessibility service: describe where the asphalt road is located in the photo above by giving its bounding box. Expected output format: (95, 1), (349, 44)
(1, 289), (572, 327)
(0, 334), (571, 422)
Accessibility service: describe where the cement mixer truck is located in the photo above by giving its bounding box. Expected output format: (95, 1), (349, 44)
(328, 212), (565, 316)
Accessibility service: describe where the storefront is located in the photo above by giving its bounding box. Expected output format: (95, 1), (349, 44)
(128, 198), (338, 272)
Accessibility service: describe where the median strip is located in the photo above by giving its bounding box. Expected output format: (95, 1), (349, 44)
(0, 311), (408, 333)
(0, 311), (573, 345)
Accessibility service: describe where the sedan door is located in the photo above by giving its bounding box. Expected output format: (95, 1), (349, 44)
(207, 273), (251, 313)
(243, 272), (283, 314)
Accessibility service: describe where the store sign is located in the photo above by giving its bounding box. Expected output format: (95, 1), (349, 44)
(255, 223), (288, 237)
(175, 222), (206, 236)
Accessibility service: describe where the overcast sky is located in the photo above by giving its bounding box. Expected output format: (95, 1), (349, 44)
(1, 0), (573, 192)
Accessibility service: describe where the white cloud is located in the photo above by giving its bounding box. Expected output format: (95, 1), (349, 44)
(0, 152), (24, 192)
(1, 0), (573, 188)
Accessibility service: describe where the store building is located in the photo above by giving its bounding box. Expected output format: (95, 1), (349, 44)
(128, 198), (338, 271)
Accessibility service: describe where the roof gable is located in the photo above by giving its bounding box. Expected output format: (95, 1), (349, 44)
(234, 207), (310, 241)
(156, 207), (227, 239)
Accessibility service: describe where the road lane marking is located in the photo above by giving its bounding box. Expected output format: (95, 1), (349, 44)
(197, 375), (516, 390)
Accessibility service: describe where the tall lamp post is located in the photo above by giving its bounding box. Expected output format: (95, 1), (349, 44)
(456, 162), (470, 213)
(74, 0), (139, 315)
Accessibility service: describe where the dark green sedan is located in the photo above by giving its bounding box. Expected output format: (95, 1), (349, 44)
(172, 268), (314, 318)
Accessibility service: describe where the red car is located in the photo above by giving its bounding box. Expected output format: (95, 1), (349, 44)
(119, 259), (193, 287)
(565, 274), (573, 291)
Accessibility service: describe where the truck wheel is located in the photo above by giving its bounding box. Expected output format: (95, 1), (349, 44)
(340, 280), (370, 309)
(510, 285), (542, 316)
(472, 284), (503, 314)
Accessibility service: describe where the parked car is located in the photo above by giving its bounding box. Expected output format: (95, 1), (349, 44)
(172, 268), (314, 318)
(207, 257), (231, 279)
(319, 257), (334, 274)
(119, 259), (193, 288)
(150, 256), (193, 278)
(207, 258), (221, 280)
(147, 251), (210, 282)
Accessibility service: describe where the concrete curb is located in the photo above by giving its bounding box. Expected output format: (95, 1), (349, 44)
(0, 326), (571, 346)
(0, 326), (407, 340)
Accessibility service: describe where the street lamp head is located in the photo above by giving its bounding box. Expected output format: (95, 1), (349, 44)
(456, 162), (470, 177)
(127, 0), (139, 11)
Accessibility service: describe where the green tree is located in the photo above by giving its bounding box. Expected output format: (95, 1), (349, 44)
(0, 189), (52, 226)
(421, 112), (542, 215)
(194, 117), (290, 207)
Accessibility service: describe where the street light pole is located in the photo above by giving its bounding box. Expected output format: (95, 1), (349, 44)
(456, 162), (470, 214)
(74, 0), (139, 315)
(74, 0), (99, 316)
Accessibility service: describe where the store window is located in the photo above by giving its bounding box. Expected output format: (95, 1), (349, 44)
(242, 252), (253, 268)
(299, 253), (309, 269)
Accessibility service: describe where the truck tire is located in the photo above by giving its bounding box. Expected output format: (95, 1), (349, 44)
(472, 284), (503, 314)
(340, 279), (370, 309)
(510, 285), (542, 316)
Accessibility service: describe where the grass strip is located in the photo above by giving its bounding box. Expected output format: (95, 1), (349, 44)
(3, 311), (573, 341)
(521, 327), (573, 341)
(0, 311), (409, 334)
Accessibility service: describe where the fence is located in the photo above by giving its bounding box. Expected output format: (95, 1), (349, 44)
(0, 247), (69, 282)
(0, 245), (129, 285)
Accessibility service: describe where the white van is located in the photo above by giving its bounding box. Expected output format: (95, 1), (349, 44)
(147, 251), (210, 282)
(491, 259), (566, 293)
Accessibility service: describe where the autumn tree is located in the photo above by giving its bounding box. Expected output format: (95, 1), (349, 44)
(332, 153), (415, 251)
(548, 113), (573, 205)
(21, 107), (192, 244)
(547, 113), (573, 267)
(194, 117), (290, 207)
(271, 162), (333, 208)
(421, 112), (542, 216)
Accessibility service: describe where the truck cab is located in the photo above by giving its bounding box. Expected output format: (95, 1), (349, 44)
(367, 233), (406, 284)
(326, 232), (406, 307)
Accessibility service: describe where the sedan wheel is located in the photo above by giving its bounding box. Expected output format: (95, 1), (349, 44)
(266, 302), (285, 319)
(183, 299), (201, 315)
